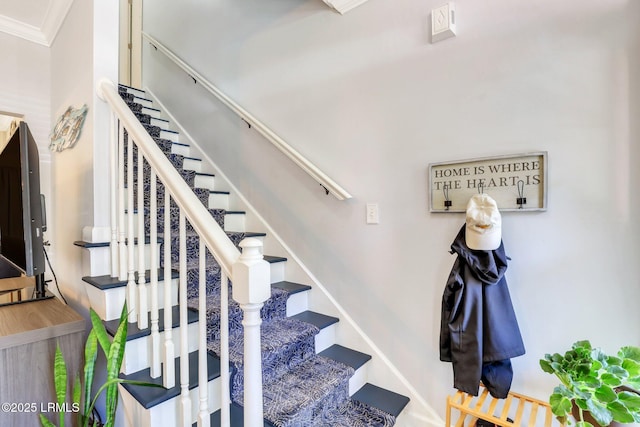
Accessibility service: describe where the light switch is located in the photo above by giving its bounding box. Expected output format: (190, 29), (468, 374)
(431, 3), (456, 43)
(366, 203), (379, 224)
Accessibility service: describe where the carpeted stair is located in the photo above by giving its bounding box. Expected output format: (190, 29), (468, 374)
(116, 84), (409, 426)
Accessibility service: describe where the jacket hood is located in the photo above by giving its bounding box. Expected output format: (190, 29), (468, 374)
(450, 224), (508, 285)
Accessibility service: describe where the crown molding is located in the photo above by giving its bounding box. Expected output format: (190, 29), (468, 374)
(0, 0), (74, 47)
(322, 0), (370, 14)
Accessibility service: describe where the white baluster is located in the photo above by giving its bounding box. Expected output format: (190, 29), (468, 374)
(197, 239), (210, 427)
(220, 269), (230, 427)
(127, 137), (137, 323)
(163, 190), (175, 389)
(149, 169), (161, 378)
(118, 124), (126, 281)
(232, 238), (270, 427)
(109, 112), (118, 278)
(138, 151), (148, 329)
(179, 210), (191, 426)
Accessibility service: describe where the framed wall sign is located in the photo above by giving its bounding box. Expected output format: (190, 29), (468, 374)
(429, 152), (547, 212)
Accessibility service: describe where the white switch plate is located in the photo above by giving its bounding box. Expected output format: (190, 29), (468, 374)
(431, 3), (456, 43)
(366, 203), (379, 224)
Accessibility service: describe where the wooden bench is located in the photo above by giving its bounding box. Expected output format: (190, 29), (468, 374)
(446, 385), (565, 427)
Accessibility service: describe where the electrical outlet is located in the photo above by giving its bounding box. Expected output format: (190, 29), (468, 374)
(366, 203), (379, 224)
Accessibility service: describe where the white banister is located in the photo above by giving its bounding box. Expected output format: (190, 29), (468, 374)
(109, 112), (118, 278)
(163, 189), (175, 389)
(137, 148), (148, 330)
(98, 79), (270, 427)
(149, 169), (161, 378)
(233, 238), (271, 427)
(197, 238), (210, 427)
(117, 123), (127, 281)
(179, 210), (190, 427)
(141, 32), (353, 201)
(126, 132), (137, 323)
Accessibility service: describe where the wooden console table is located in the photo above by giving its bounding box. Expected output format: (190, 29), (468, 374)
(0, 279), (84, 427)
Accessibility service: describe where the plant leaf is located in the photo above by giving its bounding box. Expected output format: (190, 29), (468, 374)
(607, 400), (635, 423)
(606, 364), (629, 379)
(39, 414), (57, 427)
(90, 308), (111, 357)
(105, 303), (128, 427)
(83, 330), (98, 418)
(540, 359), (555, 374)
(618, 391), (640, 411)
(574, 422), (594, 427)
(619, 346), (640, 362)
(601, 373), (623, 387)
(586, 399), (613, 426)
(622, 359), (640, 378)
(550, 393), (572, 417)
(594, 385), (617, 403)
(53, 344), (67, 427)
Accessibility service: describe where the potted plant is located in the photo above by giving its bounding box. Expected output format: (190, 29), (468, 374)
(540, 340), (640, 427)
(39, 303), (161, 427)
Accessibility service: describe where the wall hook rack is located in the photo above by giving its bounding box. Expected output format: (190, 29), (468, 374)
(320, 184), (330, 195)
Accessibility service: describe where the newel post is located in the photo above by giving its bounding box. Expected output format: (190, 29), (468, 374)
(232, 238), (270, 427)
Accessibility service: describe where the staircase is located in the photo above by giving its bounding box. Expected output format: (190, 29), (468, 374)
(79, 82), (410, 426)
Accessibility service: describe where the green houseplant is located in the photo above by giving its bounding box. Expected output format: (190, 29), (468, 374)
(540, 340), (640, 427)
(39, 303), (161, 427)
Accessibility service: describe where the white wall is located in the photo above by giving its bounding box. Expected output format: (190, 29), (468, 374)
(143, 0), (640, 422)
(50, 0), (118, 313)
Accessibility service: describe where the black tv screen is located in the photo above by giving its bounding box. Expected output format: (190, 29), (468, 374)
(0, 122), (45, 281)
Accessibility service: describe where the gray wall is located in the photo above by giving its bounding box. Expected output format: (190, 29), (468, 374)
(142, 0), (640, 421)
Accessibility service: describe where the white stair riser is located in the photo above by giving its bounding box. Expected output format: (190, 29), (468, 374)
(85, 278), (179, 321)
(161, 130), (179, 143)
(269, 261), (285, 283)
(349, 364), (369, 396)
(122, 86), (146, 97)
(223, 213), (245, 233)
(314, 323), (337, 354)
(133, 97), (153, 108)
(141, 107), (161, 119)
(80, 245), (112, 277)
(286, 291), (308, 317)
(208, 193), (230, 210)
(193, 174), (215, 190)
(171, 142), (190, 157)
(183, 157), (202, 172)
(121, 321), (200, 375)
(120, 377), (221, 427)
(150, 117), (169, 129)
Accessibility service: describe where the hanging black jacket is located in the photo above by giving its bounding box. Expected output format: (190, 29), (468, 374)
(440, 225), (525, 398)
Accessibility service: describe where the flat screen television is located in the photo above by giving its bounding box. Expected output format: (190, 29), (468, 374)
(0, 121), (46, 298)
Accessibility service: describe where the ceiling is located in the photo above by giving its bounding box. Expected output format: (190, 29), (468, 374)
(0, 0), (74, 46)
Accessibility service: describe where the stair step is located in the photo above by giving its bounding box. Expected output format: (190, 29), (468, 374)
(120, 349), (221, 410)
(201, 403), (272, 427)
(319, 344), (371, 371)
(82, 268), (179, 290)
(351, 383), (410, 418)
(104, 305), (198, 340)
(291, 310), (338, 330)
(292, 311), (339, 353)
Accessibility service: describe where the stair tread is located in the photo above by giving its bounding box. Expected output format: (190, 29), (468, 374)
(104, 305), (198, 340)
(74, 240), (109, 248)
(120, 350), (221, 410)
(202, 403), (272, 427)
(319, 344), (372, 370)
(351, 383), (410, 418)
(271, 281), (311, 295)
(291, 310), (339, 330)
(82, 268), (179, 290)
(263, 255), (287, 264)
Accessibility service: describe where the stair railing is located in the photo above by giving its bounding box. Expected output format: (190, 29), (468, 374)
(98, 78), (270, 427)
(142, 32), (353, 201)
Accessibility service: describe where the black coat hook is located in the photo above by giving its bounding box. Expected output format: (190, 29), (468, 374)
(443, 184), (452, 210)
(516, 180), (527, 209)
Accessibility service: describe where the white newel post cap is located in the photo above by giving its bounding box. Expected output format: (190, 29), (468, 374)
(232, 238), (271, 305)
